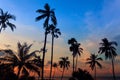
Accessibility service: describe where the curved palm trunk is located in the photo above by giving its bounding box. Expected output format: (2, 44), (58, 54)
(94, 65), (96, 80)
(61, 68), (65, 80)
(41, 31), (48, 80)
(73, 56), (75, 72)
(112, 57), (116, 80)
(75, 55), (78, 71)
(50, 34), (54, 80)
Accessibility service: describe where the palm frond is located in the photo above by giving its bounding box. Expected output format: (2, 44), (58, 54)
(110, 41), (118, 46)
(7, 13), (16, 20)
(0, 8), (4, 15)
(36, 9), (47, 13)
(35, 14), (47, 21)
(24, 44), (32, 55)
(24, 50), (40, 61)
(96, 62), (102, 68)
(6, 22), (16, 31)
(96, 57), (103, 61)
(51, 14), (57, 25)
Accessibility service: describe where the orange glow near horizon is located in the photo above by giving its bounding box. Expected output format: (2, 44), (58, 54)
(0, 33), (120, 78)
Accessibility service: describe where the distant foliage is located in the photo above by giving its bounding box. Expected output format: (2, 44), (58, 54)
(69, 68), (94, 80)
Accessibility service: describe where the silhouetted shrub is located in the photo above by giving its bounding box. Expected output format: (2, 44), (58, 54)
(69, 68), (94, 80)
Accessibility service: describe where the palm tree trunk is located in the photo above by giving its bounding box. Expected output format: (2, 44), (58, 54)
(41, 31), (48, 80)
(112, 57), (116, 80)
(75, 55), (78, 71)
(50, 34), (54, 80)
(61, 68), (65, 80)
(94, 65), (96, 80)
(73, 56), (75, 73)
(0, 27), (2, 33)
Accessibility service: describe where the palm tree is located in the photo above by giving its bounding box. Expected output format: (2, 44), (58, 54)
(0, 8), (16, 33)
(52, 62), (58, 78)
(98, 38), (117, 80)
(49, 24), (61, 79)
(68, 38), (83, 72)
(35, 3), (57, 79)
(86, 54), (102, 80)
(59, 57), (70, 80)
(75, 43), (83, 71)
(0, 42), (40, 79)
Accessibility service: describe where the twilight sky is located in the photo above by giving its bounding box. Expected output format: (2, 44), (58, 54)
(0, 0), (120, 77)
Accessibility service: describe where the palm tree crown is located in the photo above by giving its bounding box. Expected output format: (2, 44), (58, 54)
(98, 38), (117, 59)
(49, 24), (61, 38)
(0, 42), (40, 78)
(86, 54), (102, 70)
(68, 38), (83, 57)
(53, 62), (58, 68)
(59, 57), (70, 69)
(36, 3), (57, 30)
(0, 8), (16, 32)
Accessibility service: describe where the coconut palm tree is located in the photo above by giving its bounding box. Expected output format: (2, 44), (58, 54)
(52, 62), (58, 78)
(98, 38), (117, 80)
(0, 42), (40, 79)
(68, 38), (77, 72)
(49, 24), (61, 79)
(68, 38), (83, 72)
(86, 54), (102, 80)
(0, 8), (16, 33)
(59, 57), (70, 80)
(35, 3), (57, 79)
(75, 43), (83, 71)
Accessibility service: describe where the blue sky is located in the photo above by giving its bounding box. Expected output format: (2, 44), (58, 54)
(0, 0), (120, 76)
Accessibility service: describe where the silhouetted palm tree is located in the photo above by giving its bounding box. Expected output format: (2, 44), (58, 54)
(69, 68), (94, 80)
(0, 8), (16, 33)
(35, 3), (57, 79)
(68, 38), (83, 72)
(75, 43), (83, 71)
(59, 57), (70, 80)
(86, 54), (102, 80)
(0, 42), (40, 79)
(52, 62), (58, 78)
(49, 24), (61, 79)
(98, 38), (117, 80)
(68, 38), (77, 72)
